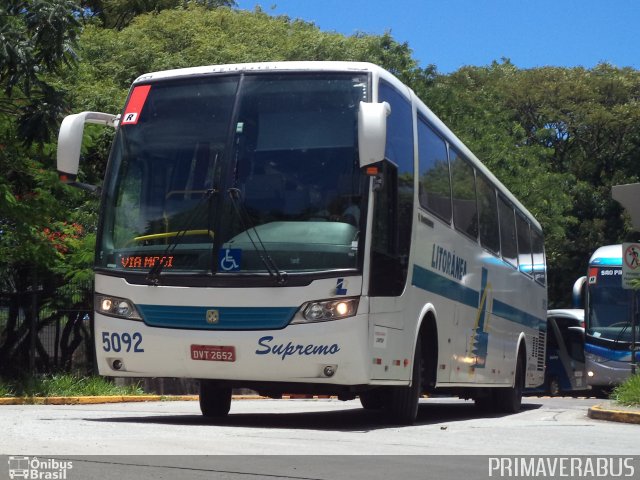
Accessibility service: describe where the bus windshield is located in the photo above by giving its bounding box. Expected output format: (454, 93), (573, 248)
(587, 266), (639, 342)
(97, 72), (369, 277)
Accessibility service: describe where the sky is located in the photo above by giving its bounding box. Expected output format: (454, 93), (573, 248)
(235, 0), (640, 74)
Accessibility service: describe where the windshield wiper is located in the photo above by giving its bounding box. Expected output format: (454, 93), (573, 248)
(614, 321), (632, 345)
(227, 188), (287, 285)
(146, 188), (216, 285)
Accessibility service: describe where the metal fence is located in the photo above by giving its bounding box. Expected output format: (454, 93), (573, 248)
(0, 272), (200, 394)
(0, 273), (94, 378)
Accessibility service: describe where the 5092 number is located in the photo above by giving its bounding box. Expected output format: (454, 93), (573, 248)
(101, 332), (144, 353)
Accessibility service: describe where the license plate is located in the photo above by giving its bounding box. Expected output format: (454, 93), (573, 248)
(190, 344), (235, 362)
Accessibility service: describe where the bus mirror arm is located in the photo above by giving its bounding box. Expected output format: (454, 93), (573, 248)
(572, 276), (587, 308)
(358, 101), (390, 168)
(71, 181), (101, 195)
(57, 111), (117, 189)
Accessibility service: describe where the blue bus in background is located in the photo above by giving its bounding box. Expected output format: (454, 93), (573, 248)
(574, 245), (640, 398)
(528, 309), (587, 396)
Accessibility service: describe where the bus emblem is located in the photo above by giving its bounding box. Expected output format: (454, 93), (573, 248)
(206, 310), (220, 324)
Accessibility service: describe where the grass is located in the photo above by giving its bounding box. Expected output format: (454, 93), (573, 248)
(0, 382), (13, 397)
(0, 374), (145, 398)
(611, 373), (640, 407)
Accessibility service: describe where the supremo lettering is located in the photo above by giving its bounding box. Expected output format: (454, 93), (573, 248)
(431, 244), (467, 281)
(256, 336), (340, 360)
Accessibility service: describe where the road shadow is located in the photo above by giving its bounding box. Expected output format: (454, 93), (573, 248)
(86, 398), (543, 433)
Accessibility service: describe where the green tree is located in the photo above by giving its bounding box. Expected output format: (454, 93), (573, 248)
(79, 0), (237, 29)
(0, 0), (92, 377)
(1, 0), (81, 143)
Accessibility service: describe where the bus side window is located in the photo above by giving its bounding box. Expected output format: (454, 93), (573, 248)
(531, 229), (546, 285)
(450, 148), (478, 241)
(477, 174), (500, 254)
(516, 213), (533, 276)
(498, 195), (518, 267)
(417, 118), (452, 222)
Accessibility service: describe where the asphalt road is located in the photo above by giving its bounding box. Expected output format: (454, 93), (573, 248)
(1, 396), (638, 480)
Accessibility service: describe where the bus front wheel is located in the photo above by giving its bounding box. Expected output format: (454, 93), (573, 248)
(199, 380), (232, 418)
(359, 389), (386, 410)
(385, 336), (423, 425)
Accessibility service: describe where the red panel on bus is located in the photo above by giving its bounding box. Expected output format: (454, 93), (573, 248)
(121, 85), (151, 125)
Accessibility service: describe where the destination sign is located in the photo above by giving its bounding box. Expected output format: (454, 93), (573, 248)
(117, 254), (174, 269)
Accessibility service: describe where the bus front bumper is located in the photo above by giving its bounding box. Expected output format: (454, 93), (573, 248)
(94, 312), (372, 386)
(586, 354), (636, 387)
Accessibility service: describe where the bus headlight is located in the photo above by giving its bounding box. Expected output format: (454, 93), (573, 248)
(585, 352), (609, 364)
(291, 297), (359, 324)
(95, 294), (142, 320)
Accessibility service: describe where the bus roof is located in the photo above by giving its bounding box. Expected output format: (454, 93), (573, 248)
(131, 61), (384, 84)
(589, 244), (622, 266)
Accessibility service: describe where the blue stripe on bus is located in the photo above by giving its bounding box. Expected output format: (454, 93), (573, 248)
(591, 257), (621, 266)
(411, 264), (479, 308)
(585, 342), (640, 362)
(137, 304), (297, 330)
(492, 299), (544, 330)
(411, 264), (545, 330)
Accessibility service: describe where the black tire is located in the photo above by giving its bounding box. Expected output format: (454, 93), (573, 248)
(495, 350), (525, 413)
(199, 380), (232, 418)
(385, 337), (423, 425)
(359, 389), (386, 410)
(474, 394), (494, 411)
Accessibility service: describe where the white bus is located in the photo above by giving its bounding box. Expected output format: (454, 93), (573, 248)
(57, 61), (547, 424)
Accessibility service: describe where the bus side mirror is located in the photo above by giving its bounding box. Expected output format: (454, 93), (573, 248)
(567, 326), (585, 337)
(572, 276), (587, 309)
(358, 101), (390, 168)
(57, 111), (117, 190)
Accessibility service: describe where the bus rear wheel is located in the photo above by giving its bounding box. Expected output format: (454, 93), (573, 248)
(199, 380), (232, 418)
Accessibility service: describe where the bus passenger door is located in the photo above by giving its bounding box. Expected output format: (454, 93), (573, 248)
(368, 161), (413, 379)
(367, 81), (415, 381)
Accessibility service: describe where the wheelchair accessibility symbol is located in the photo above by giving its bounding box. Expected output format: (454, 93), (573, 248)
(219, 248), (242, 271)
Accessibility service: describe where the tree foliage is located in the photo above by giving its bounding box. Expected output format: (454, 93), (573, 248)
(0, 0), (89, 274)
(1, 0), (81, 143)
(79, 0), (237, 29)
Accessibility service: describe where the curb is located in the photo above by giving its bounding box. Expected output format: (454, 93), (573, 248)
(0, 395), (199, 405)
(0, 394), (335, 406)
(587, 404), (640, 425)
